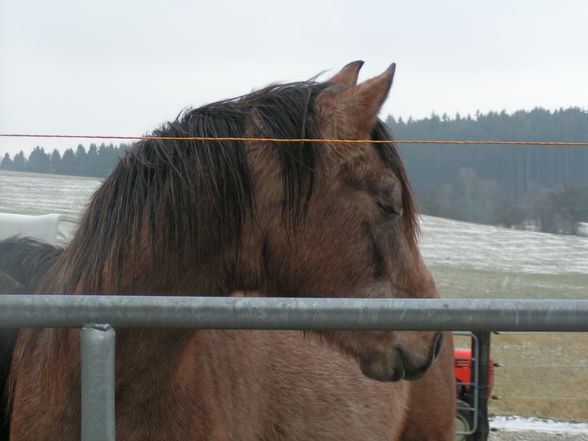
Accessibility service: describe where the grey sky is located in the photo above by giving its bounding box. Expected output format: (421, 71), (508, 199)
(1, 0), (587, 157)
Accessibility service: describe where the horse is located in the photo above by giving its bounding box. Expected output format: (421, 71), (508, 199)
(0, 238), (64, 294)
(0, 237), (64, 441)
(9, 61), (455, 441)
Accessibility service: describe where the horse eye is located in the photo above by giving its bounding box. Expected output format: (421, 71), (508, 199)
(377, 201), (403, 217)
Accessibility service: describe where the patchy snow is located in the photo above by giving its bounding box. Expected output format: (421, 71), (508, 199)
(419, 215), (588, 275)
(0, 171), (101, 217)
(491, 416), (588, 434)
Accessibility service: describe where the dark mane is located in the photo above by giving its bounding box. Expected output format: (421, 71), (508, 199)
(40, 81), (417, 294)
(44, 82), (329, 294)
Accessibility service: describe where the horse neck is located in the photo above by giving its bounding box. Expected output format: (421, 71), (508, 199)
(115, 329), (197, 382)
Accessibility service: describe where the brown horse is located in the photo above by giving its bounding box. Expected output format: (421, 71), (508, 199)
(9, 61), (455, 440)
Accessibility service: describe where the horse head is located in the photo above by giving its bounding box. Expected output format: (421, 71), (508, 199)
(239, 61), (443, 381)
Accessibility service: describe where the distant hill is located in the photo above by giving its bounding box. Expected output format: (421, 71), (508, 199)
(0, 143), (131, 178)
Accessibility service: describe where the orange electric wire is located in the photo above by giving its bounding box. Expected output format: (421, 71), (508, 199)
(0, 133), (587, 146)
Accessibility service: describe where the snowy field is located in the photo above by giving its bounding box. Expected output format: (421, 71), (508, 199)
(489, 417), (588, 440)
(0, 171), (101, 217)
(420, 216), (588, 276)
(490, 417), (588, 435)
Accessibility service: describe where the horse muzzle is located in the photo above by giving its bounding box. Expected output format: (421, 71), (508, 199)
(359, 332), (444, 382)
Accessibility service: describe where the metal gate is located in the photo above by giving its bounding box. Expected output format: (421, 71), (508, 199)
(2, 295), (588, 441)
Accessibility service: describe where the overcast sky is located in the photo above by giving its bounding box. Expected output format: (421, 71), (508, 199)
(1, 0), (587, 157)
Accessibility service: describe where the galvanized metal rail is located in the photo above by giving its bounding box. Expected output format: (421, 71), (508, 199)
(2, 295), (588, 331)
(2, 295), (588, 441)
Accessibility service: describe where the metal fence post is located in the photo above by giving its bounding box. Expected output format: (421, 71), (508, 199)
(473, 331), (491, 441)
(81, 324), (116, 441)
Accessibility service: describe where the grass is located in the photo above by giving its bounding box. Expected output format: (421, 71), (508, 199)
(488, 332), (588, 422)
(430, 266), (588, 300)
(432, 264), (588, 422)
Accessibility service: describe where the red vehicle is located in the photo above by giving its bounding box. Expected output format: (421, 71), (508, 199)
(453, 340), (495, 441)
(455, 348), (495, 393)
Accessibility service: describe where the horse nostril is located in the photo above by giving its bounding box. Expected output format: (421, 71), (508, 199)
(433, 332), (444, 361)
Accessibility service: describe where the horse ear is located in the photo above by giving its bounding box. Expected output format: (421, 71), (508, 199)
(321, 63), (396, 139)
(327, 60), (364, 87)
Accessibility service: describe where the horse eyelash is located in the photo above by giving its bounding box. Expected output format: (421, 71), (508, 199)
(377, 201), (403, 217)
